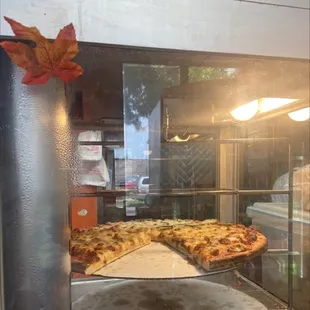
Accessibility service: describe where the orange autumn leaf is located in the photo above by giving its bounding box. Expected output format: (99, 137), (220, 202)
(0, 41), (36, 70)
(0, 17), (83, 85)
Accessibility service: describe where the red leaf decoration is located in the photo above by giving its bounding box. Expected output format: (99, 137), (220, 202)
(0, 17), (83, 85)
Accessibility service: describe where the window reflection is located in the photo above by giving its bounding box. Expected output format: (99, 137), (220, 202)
(122, 64), (180, 216)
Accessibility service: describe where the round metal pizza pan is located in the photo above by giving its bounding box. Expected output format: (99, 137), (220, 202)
(72, 279), (268, 310)
(90, 242), (246, 280)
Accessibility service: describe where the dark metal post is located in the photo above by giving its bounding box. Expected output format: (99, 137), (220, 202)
(287, 143), (294, 310)
(0, 50), (72, 310)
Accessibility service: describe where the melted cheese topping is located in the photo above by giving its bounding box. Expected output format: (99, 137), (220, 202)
(71, 219), (260, 271)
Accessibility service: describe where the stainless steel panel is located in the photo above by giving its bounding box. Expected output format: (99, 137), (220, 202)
(0, 193), (4, 310)
(71, 272), (287, 309)
(0, 50), (72, 310)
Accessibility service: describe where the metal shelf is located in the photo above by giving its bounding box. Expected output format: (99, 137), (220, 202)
(163, 137), (291, 144)
(71, 189), (130, 197)
(77, 137), (290, 147)
(71, 271), (287, 309)
(71, 188), (289, 198)
(78, 141), (124, 146)
(146, 189), (289, 197)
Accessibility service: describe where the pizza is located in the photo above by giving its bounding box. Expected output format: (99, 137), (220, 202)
(70, 219), (267, 275)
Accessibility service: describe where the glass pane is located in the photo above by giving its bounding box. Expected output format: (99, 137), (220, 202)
(123, 64), (180, 216)
(66, 44), (309, 310)
(189, 66), (236, 82)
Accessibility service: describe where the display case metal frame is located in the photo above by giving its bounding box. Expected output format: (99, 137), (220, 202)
(71, 136), (295, 309)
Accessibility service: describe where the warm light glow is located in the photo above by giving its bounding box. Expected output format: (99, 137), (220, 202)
(230, 100), (258, 121)
(259, 98), (298, 113)
(288, 107), (310, 122)
(55, 104), (68, 127)
(173, 135), (191, 142)
(171, 134), (200, 142)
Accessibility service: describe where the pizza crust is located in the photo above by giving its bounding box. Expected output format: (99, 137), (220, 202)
(72, 258), (104, 275)
(199, 233), (267, 270)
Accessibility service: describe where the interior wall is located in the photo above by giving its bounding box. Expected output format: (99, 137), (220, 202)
(71, 64), (123, 121)
(1, 0), (309, 59)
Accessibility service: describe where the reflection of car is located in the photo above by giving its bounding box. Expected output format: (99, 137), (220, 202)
(119, 176), (139, 189)
(136, 176), (149, 200)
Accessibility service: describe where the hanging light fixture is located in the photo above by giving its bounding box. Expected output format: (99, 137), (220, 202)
(259, 98), (298, 113)
(288, 107), (310, 122)
(169, 134), (200, 142)
(230, 98), (300, 121)
(230, 100), (259, 121)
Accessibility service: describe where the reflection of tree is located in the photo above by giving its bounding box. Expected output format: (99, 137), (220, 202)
(123, 65), (233, 129)
(123, 65), (180, 129)
(189, 67), (233, 82)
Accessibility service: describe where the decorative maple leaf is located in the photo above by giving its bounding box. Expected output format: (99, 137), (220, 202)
(0, 17), (83, 85)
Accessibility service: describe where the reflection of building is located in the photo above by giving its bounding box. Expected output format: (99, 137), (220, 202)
(115, 158), (149, 185)
(148, 81), (221, 219)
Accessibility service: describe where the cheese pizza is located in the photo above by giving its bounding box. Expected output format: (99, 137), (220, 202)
(71, 219), (267, 275)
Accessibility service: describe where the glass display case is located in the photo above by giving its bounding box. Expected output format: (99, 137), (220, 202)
(67, 44), (309, 310)
(1, 42), (309, 310)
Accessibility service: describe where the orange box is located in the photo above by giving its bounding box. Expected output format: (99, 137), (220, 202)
(71, 186), (97, 229)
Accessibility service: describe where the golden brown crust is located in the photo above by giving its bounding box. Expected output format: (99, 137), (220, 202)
(71, 219), (267, 274)
(202, 233), (267, 270)
(71, 228), (152, 275)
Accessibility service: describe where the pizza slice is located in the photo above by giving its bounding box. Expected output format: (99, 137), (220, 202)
(159, 223), (267, 271)
(71, 229), (151, 275)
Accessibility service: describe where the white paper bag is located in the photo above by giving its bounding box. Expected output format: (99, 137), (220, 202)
(78, 130), (102, 161)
